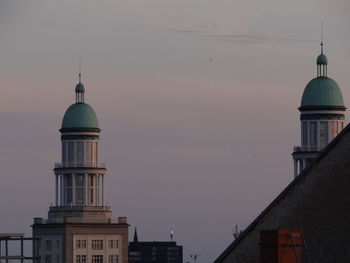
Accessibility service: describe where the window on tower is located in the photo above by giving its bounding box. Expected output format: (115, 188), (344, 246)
(64, 175), (73, 204)
(320, 121), (329, 148)
(68, 141), (74, 165)
(77, 141), (84, 166)
(62, 141), (67, 164)
(302, 122), (308, 147)
(310, 121), (318, 151)
(86, 141), (92, 164)
(331, 121), (338, 139)
(75, 174), (85, 205)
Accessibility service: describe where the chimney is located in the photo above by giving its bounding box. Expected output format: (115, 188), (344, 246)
(260, 229), (303, 263)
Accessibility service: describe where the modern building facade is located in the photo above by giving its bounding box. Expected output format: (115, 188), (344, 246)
(292, 43), (346, 177)
(32, 76), (129, 263)
(129, 229), (182, 263)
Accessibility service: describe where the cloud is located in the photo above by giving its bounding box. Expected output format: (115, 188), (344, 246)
(204, 33), (317, 45)
(159, 26), (317, 46)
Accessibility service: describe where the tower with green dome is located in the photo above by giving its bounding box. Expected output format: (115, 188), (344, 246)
(32, 75), (129, 263)
(292, 43), (346, 177)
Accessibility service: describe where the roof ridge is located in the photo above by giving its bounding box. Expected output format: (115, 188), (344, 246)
(214, 123), (350, 263)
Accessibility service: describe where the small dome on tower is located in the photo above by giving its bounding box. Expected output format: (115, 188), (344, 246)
(317, 54), (328, 65)
(75, 83), (85, 93)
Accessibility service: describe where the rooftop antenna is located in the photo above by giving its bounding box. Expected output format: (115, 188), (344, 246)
(170, 228), (174, 242)
(320, 21), (324, 54)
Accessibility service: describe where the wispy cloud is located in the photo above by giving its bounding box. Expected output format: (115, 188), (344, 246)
(203, 33), (317, 45)
(159, 26), (317, 45)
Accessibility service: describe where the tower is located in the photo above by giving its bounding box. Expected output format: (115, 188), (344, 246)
(32, 76), (129, 263)
(292, 43), (346, 177)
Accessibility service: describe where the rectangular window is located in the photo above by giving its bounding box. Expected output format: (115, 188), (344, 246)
(45, 255), (52, 263)
(109, 255), (119, 263)
(45, 240), (52, 250)
(86, 141), (92, 164)
(89, 189), (94, 204)
(62, 142), (67, 163)
(92, 240), (103, 250)
(76, 255), (87, 263)
(82, 240), (87, 249)
(310, 121), (318, 151)
(76, 240), (81, 249)
(76, 175), (84, 186)
(320, 121), (329, 148)
(56, 240), (59, 249)
(95, 142), (98, 162)
(89, 175), (95, 187)
(331, 121), (338, 139)
(65, 188), (72, 205)
(302, 122), (308, 147)
(92, 255), (103, 263)
(109, 240), (119, 249)
(77, 141), (84, 165)
(76, 189), (84, 205)
(65, 175), (73, 187)
(68, 141), (74, 164)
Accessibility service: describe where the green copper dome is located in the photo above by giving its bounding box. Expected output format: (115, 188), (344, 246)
(317, 54), (328, 65)
(300, 77), (345, 110)
(61, 103), (99, 129)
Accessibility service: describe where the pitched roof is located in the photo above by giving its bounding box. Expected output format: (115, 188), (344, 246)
(214, 123), (350, 263)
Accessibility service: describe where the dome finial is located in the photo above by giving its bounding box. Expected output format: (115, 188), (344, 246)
(316, 22), (328, 76)
(75, 56), (85, 103)
(79, 55), (82, 83)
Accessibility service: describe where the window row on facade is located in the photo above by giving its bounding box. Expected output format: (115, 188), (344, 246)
(59, 174), (103, 205)
(76, 239), (119, 250)
(301, 120), (344, 150)
(62, 140), (98, 165)
(38, 254), (60, 263)
(76, 254), (119, 263)
(38, 239), (60, 251)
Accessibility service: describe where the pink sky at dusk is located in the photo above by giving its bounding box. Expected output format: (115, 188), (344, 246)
(0, 0), (349, 262)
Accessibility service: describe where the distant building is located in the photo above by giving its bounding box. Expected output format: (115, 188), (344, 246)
(32, 76), (129, 263)
(292, 43), (346, 177)
(129, 229), (183, 263)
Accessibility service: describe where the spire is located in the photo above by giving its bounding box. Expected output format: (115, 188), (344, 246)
(316, 23), (328, 77)
(321, 21), (324, 54)
(133, 227), (139, 242)
(75, 57), (85, 103)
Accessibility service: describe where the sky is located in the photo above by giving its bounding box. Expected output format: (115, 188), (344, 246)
(0, 0), (349, 262)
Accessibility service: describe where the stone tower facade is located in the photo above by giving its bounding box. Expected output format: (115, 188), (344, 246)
(32, 76), (128, 263)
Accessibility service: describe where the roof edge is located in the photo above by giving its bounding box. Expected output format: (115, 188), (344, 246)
(299, 105), (346, 111)
(213, 123), (350, 263)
